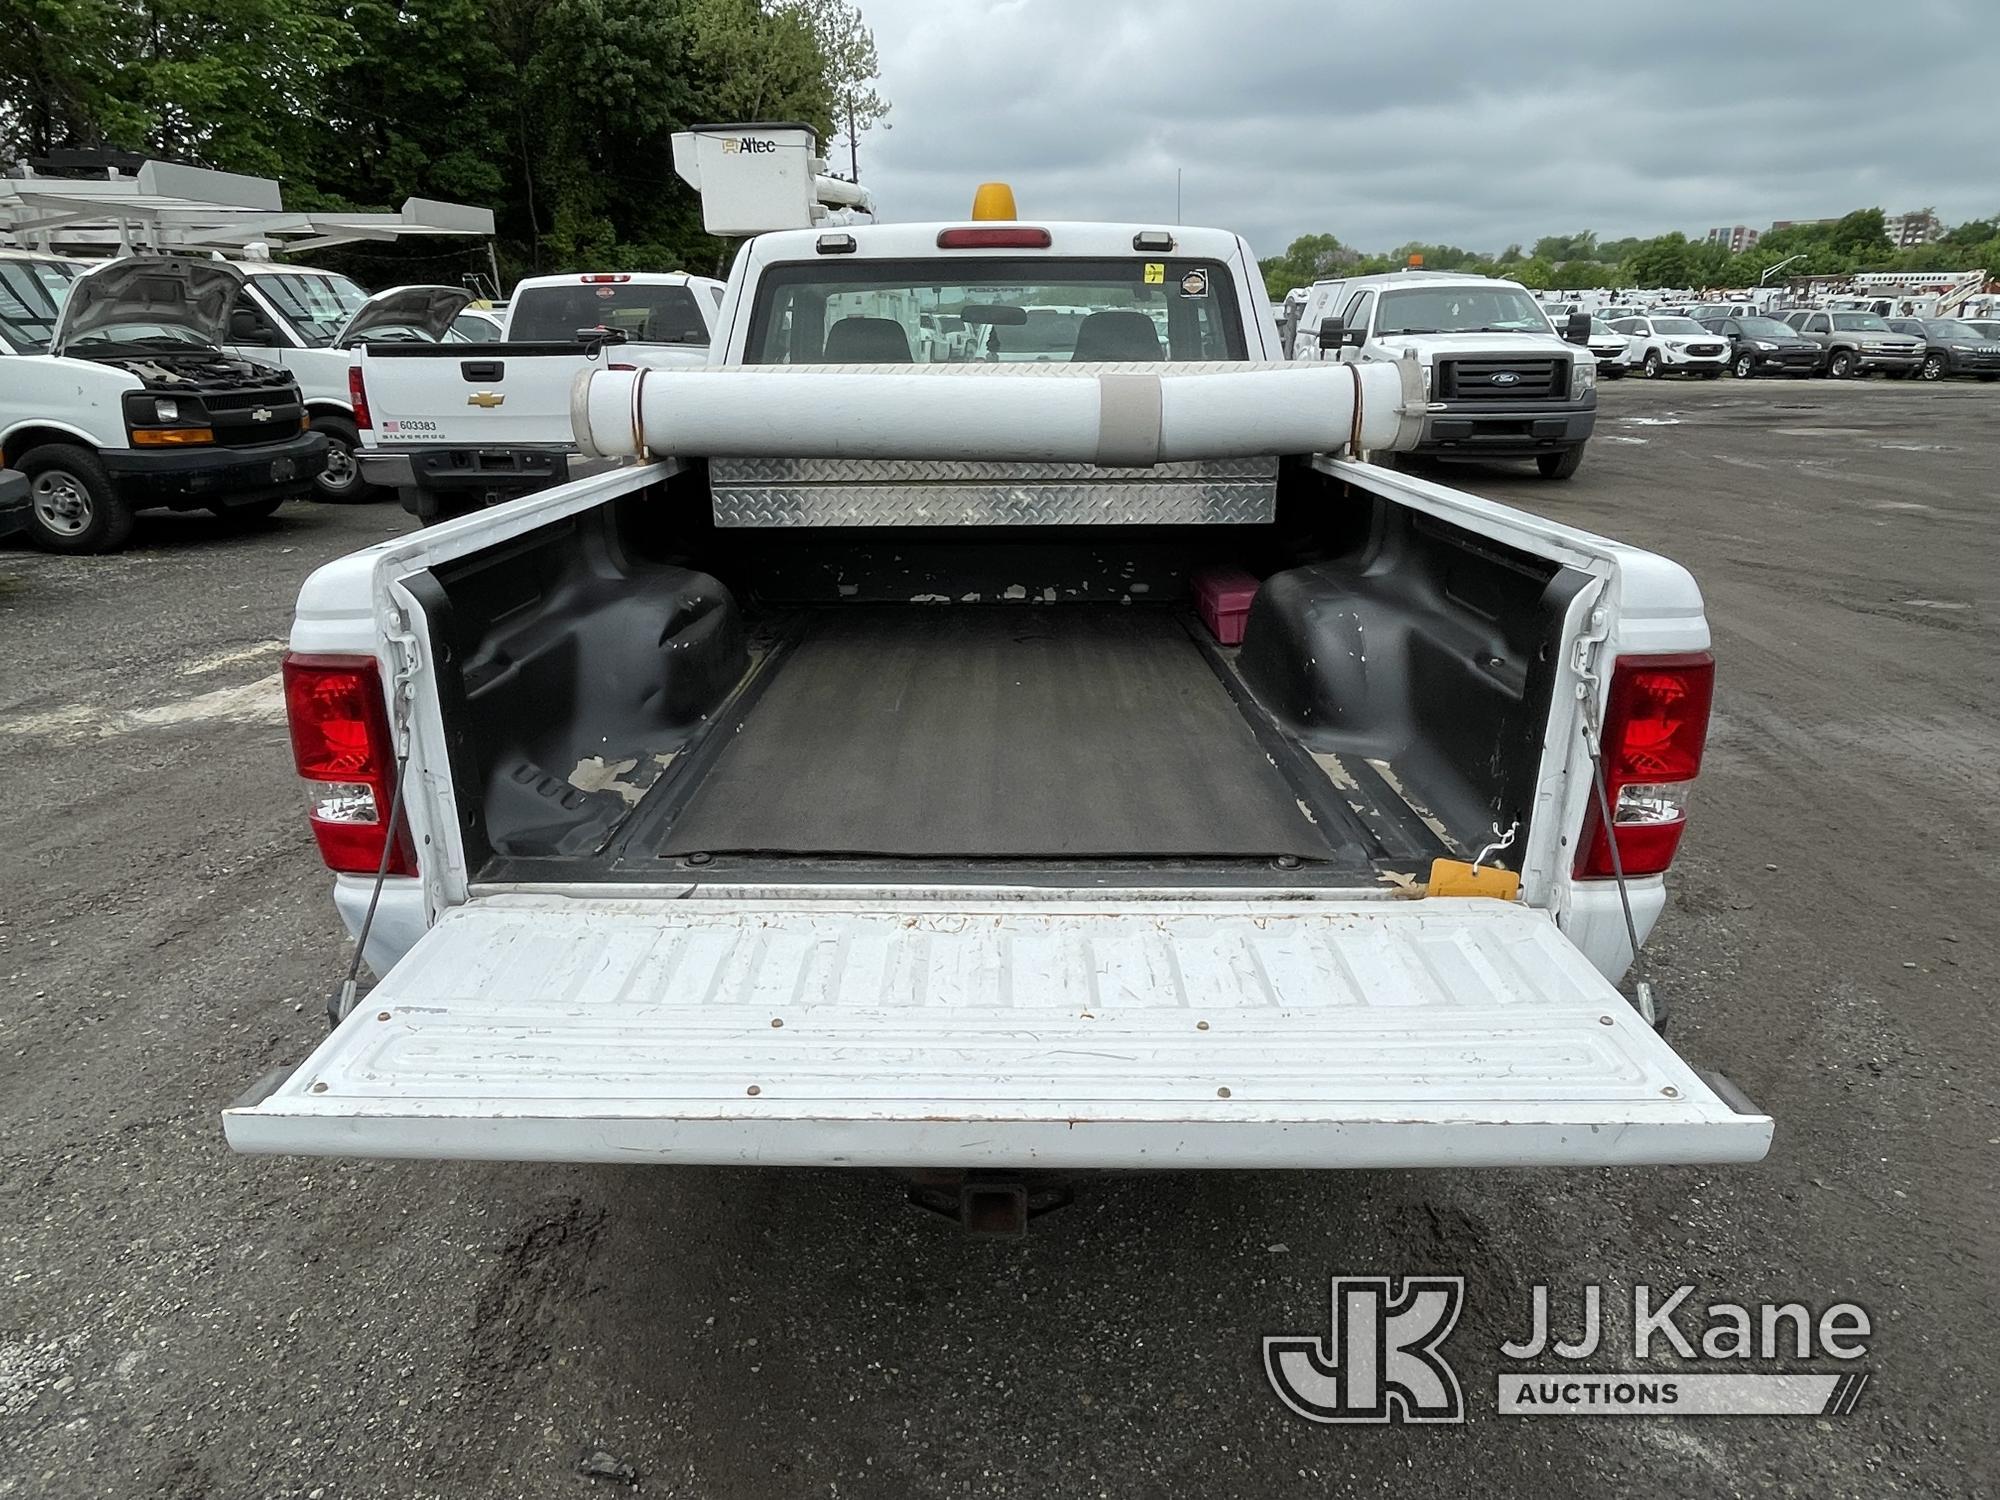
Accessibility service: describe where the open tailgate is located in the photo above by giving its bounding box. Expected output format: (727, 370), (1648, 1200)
(225, 896), (1770, 1169)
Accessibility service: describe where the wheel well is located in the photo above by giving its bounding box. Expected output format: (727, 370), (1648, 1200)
(3, 424), (99, 461)
(306, 401), (357, 427)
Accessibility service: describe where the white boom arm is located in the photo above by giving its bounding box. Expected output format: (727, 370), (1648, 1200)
(569, 361), (1427, 466)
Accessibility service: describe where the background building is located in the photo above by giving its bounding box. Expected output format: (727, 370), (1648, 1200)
(1705, 224), (1761, 253)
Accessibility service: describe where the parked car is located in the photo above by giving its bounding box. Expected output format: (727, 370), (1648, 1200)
(1584, 317), (1629, 376)
(1779, 310), (1923, 379)
(1688, 302), (1764, 323)
(1963, 318), (2000, 343)
(1695, 314), (1822, 378)
(1884, 318), (2000, 383)
(1608, 314), (1728, 379)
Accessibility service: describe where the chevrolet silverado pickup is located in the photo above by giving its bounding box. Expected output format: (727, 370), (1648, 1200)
(352, 271), (721, 524)
(226, 204), (1770, 1227)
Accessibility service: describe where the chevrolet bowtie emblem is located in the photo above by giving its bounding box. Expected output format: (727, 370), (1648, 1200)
(467, 391), (505, 408)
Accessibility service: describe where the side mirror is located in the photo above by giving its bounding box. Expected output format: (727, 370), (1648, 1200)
(1316, 314), (1345, 350)
(1564, 312), (1592, 345)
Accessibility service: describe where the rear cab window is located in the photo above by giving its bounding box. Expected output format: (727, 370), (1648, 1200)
(510, 282), (710, 345)
(742, 258), (1248, 365)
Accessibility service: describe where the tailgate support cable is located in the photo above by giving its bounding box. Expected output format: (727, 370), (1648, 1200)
(1575, 608), (1657, 1027)
(328, 619), (421, 1028)
(1576, 696), (1656, 1032)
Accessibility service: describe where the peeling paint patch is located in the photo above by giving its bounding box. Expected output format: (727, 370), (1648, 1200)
(569, 755), (646, 806)
(1311, 750), (1359, 790)
(1366, 756), (1461, 850)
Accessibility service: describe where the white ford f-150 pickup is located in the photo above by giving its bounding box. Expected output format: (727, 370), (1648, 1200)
(227, 195), (1770, 1226)
(351, 270), (721, 524)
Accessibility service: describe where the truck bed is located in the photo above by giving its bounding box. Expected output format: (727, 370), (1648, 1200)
(652, 608), (1329, 860)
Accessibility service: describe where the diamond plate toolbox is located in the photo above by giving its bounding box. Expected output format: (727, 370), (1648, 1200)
(708, 457), (1280, 527)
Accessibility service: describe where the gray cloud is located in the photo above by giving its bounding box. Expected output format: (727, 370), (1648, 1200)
(850, 0), (1999, 255)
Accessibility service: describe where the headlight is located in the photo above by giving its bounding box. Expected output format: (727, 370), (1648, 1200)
(154, 398), (180, 422)
(1952, 343), (1980, 352)
(1570, 358), (1596, 400)
(1752, 341), (1777, 351)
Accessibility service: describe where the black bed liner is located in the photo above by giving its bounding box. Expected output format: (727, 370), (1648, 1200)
(652, 608), (1328, 861)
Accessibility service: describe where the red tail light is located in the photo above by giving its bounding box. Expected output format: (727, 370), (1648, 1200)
(1576, 651), (1714, 879)
(282, 653), (415, 877)
(581, 273), (632, 283)
(936, 226), (1053, 249)
(347, 364), (372, 430)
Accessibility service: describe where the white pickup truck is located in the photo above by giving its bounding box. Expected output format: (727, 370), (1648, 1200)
(1292, 270), (1598, 479)
(351, 270), (722, 523)
(227, 207), (1770, 1227)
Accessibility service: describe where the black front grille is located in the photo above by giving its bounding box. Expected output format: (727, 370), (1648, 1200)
(1436, 357), (1563, 400)
(1685, 343), (1724, 356)
(209, 389), (305, 448)
(206, 386), (295, 413)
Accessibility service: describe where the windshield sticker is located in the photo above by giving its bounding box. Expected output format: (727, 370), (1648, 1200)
(1143, 263), (1165, 285)
(1179, 268), (1209, 298)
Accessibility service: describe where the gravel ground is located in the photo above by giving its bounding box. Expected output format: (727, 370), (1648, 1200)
(1, 377), (1994, 1498)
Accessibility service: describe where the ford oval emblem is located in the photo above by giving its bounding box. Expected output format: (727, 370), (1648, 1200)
(1492, 371), (1521, 386)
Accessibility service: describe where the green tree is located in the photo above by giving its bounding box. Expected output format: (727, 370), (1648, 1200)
(1827, 207), (1891, 260)
(1257, 232), (1357, 297)
(0, 0), (148, 155)
(783, 0), (886, 177)
(1508, 256), (1555, 289)
(1533, 230), (1596, 263)
(1626, 231), (1694, 287)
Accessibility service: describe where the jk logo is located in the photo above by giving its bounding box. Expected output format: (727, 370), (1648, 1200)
(1265, 1277), (1466, 1424)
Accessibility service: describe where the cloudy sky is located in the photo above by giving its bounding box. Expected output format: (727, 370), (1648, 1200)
(846, 0), (1997, 256)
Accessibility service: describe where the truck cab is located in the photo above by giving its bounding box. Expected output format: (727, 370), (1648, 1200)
(224, 171), (1769, 1214)
(1291, 270), (1597, 479)
(0, 256), (327, 552)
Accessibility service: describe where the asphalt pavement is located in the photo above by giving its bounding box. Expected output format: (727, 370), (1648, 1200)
(1, 376), (1994, 1499)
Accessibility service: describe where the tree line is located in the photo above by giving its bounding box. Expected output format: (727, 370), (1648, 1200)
(1260, 209), (2000, 298)
(0, 0), (886, 284)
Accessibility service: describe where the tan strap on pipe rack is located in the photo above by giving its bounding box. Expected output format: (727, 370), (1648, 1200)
(629, 367), (650, 461)
(1093, 373), (1164, 467)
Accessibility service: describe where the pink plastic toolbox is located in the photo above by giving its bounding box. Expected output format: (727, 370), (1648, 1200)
(1193, 566), (1260, 646)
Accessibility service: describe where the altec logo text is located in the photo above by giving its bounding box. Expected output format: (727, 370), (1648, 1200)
(1265, 1278), (1874, 1424)
(719, 138), (779, 155)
